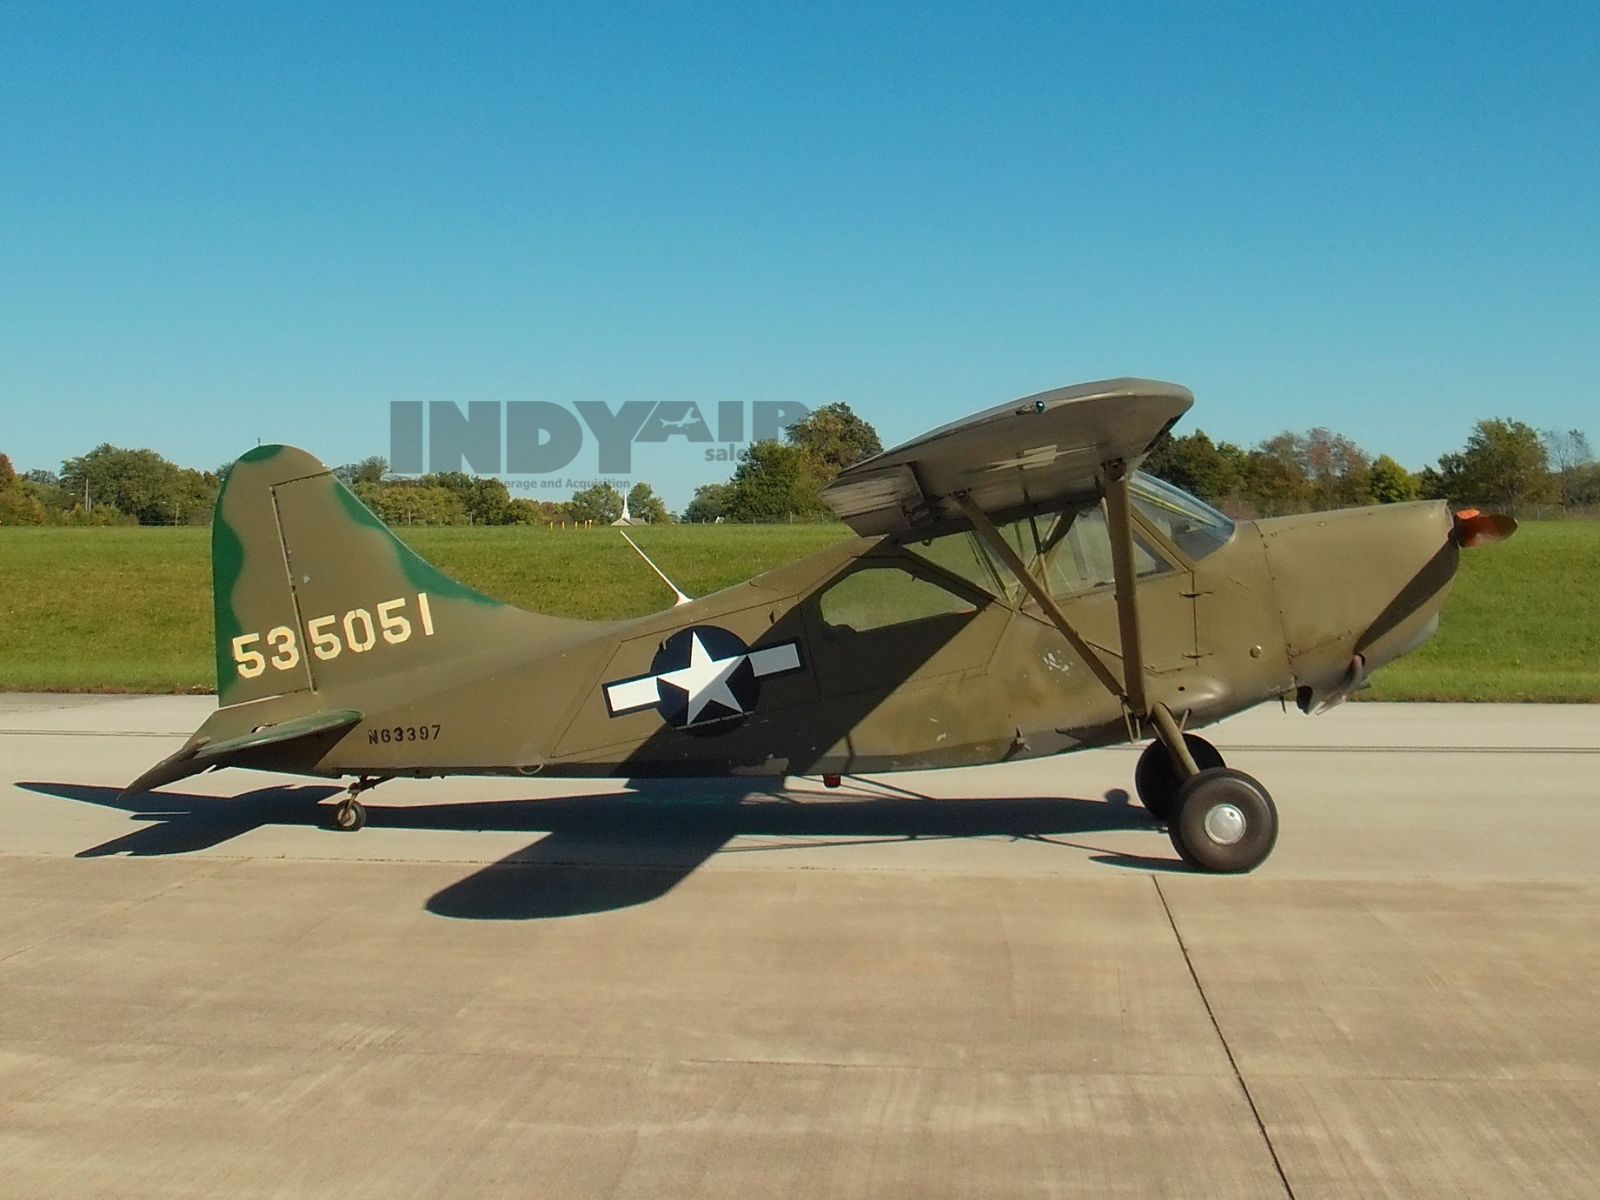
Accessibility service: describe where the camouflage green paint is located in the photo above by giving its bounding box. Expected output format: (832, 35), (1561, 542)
(331, 481), (502, 607)
(210, 486), (248, 701)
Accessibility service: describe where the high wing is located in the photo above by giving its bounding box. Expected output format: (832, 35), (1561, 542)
(819, 377), (1193, 536)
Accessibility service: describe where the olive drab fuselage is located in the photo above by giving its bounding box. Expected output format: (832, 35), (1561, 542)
(127, 379), (1472, 801)
(167, 450), (1460, 788)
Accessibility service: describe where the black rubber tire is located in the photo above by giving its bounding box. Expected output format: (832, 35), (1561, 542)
(1134, 734), (1225, 822)
(332, 800), (367, 832)
(1168, 768), (1278, 873)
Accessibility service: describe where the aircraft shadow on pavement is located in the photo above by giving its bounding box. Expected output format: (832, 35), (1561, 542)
(18, 779), (1179, 918)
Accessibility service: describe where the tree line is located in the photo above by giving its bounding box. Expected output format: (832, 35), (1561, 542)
(0, 445), (222, 526)
(333, 457), (672, 527)
(0, 444), (674, 528)
(3, 410), (1595, 528)
(1143, 418), (1598, 516)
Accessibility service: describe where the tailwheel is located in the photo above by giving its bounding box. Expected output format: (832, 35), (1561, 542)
(1168, 768), (1278, 873)
(327, 774), (387, 832)
(331, 799), (367, 832)
(1134, 734), (1224, 823)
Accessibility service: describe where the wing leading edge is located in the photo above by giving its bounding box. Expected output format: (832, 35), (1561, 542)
(819, 378), (1193, 537)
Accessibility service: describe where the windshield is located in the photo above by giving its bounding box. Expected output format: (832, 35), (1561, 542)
(1131, 472), (1235, 560)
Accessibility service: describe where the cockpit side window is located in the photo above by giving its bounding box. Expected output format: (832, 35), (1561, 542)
(1130, 472), (1236, 560)
(1039, 504), (1172, 595)
(902, 501), (1175, 603)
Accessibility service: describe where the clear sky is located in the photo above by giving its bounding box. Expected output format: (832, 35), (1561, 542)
(3, 1), (1597, 506)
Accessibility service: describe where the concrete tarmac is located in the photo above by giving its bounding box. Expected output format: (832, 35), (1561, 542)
(2, 694), (1598, 1198)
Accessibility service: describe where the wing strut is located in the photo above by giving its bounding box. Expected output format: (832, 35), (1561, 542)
(955, 492), (1127, 704)
(1101, 463), (1148, 715)
(959, 477), (1193, 761)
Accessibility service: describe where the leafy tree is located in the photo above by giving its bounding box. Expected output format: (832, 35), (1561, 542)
(1543, 429), (1596, 508)
(353, 480), (470, 525)
(431, 471), (513, 524)
(724, 441), (829, 522)
(508, 497), (571, 524)
(21, 474), (72, 518)
(335, 456), (390, 486)
(1237, 438), (1312, 515)
(60, 444), (218, 525)
(785, 403), (882, 478)
(627, 482), (671, 524)
(1252, 429), (1370, 510)
(0, 453), (46, 525)
(1432, 418), (1556, 509)
(1142, 431), (1244, 506)
(1560, 464), (1600, 507)
(1415, 465), (1446, 502)
(0, 489), (47, 525)
(1367, 454), (1419, 504)
(568, 482), (624, 523)
(683, 482), (732, 523)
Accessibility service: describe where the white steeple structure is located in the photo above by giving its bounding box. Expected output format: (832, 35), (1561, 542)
(611, 493), (643, 526)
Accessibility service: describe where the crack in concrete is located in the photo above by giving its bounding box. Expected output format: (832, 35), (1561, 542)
(1154, 875), (1297, 1200)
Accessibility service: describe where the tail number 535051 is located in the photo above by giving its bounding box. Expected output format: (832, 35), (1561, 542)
(232, 593), (436, 678)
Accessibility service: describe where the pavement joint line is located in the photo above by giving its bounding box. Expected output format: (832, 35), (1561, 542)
(1153, 875), (1297, 1200)
(0, 847), (1136, 878)
(0, 1029), (1274, 1077)
(0, 729), (186, 738)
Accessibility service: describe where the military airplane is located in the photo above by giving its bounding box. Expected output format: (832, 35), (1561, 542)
(126, 379), (1514, 872)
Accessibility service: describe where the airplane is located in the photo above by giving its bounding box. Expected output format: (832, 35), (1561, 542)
(654, 410), (704, 431)
(125, 378), (1516, 873)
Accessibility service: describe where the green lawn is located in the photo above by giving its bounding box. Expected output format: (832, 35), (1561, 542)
(0, 524), (851, 692)
(1, 520), (1595, 699)
(1365, 520), (1600, 702)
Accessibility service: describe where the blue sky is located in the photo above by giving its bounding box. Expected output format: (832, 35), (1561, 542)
(3, 1), (1597, 506)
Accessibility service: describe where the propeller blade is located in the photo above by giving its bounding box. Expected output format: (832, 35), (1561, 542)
(1452, 510), (1518, 548)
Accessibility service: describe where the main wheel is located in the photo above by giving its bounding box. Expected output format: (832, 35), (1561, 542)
(332, 799), (367, 832)
(1134, 734), (1224, 822)
(1168, 768), (1277, 873)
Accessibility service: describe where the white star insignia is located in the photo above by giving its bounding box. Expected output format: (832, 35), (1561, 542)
(658, 631), (747, 724)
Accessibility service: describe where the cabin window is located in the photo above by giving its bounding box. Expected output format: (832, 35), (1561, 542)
(902, 503), (1174, 603)
(902, 529), (1007, 596)
(819, 566), (977, 634)
(1039, 504), (1173, 596)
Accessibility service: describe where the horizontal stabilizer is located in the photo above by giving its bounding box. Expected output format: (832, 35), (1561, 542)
(122, 709), (363, 797)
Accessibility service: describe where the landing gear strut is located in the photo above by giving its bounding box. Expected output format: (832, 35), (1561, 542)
(1143, 706), (1277, 873)
(329, 775), (388, 832)
(1134, 733), (1224, 823)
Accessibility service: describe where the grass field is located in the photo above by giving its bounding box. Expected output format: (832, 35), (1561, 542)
(2, 521), (1596, 699)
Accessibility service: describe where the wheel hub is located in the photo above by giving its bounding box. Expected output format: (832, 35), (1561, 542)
(1203, 802), (1247, 846)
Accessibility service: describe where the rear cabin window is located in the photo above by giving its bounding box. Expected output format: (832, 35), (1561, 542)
(819, 566), (977, 634)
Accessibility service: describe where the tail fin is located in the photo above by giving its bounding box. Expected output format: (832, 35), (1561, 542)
(212, 445), (585, 707)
